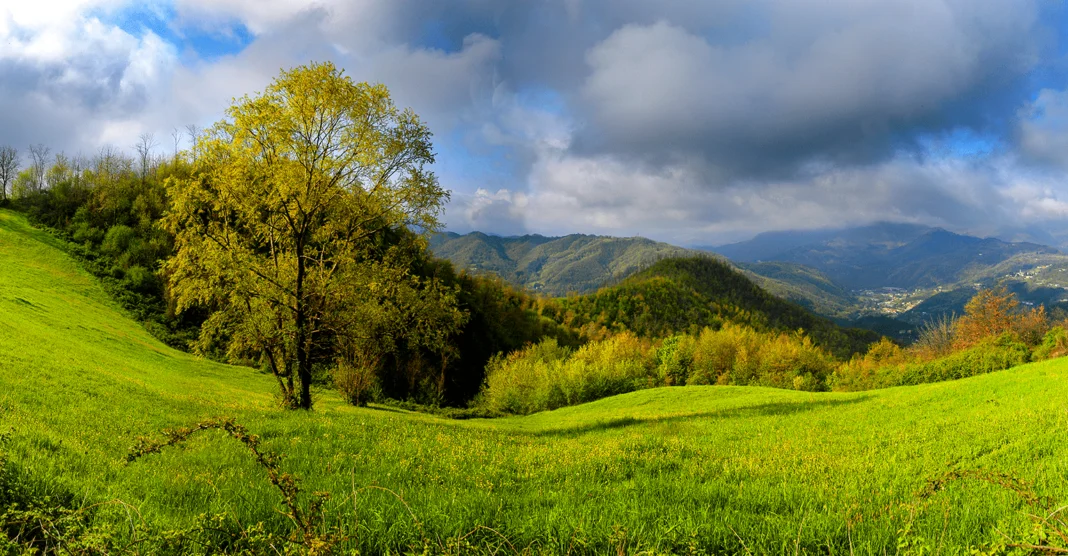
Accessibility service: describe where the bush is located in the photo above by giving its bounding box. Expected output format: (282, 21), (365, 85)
(833, 333), (1030, 391)
(913, 314), (956, 360)
(479, 334), (653, 415)
(654, 334), (695, 385)
(898, 333), (1029, 385)
(1033, 326), (1068, 361)
(100, 224), (136, 257)
(333, 359), (382, 407)
(479, 338), (573, 415)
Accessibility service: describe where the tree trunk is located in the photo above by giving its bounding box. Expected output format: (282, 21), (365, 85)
(295, 241), (312, 410)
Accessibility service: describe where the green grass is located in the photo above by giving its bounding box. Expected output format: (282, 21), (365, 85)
(4, 207), (1068, 553)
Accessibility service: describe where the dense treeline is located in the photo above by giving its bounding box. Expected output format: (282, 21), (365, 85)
(479, 325), (836, 414)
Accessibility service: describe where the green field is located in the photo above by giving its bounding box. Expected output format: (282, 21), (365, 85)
(3, 205), (1068, 554)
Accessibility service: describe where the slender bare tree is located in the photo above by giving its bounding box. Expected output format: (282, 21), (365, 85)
(135, 133), (158, 185)
(171, 127), (182, 164)
(184, 124), (200, 161)
(28, 144), (50, 192)
(0, 146), (18, 201)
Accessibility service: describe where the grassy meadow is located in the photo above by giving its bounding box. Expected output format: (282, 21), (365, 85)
(3, 205), (1068, 553)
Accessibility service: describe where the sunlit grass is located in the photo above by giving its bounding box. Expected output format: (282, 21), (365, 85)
(2, 208), (1068, 553)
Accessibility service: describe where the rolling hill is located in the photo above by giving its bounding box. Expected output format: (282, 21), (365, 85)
(555, 256), (879, 358)
(5, 208), (1068, 552)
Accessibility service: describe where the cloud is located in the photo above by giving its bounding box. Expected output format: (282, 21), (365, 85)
(447, 188), (528, 236)
(576, 0), (1041, 178)
(1017, 89), (1068, 169)
(0, 2), (178, 153)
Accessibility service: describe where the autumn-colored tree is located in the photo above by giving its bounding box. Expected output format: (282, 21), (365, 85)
(164, 62), (464, 409)
(953, 287), (1048, 349)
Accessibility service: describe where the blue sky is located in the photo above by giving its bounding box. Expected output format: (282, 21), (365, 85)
(4, 0), (1068, 246)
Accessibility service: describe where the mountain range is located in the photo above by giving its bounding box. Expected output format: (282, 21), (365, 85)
(708, 222), (1063, 290)
(432, 223), (1068, 330)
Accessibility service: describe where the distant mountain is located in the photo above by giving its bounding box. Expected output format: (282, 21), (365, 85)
(555, 257), (879, 358)
(429, 232), (696, 296)
(708, 222), (934, 264)
(707, 223), (1063, 290)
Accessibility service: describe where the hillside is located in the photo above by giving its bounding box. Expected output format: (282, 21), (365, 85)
(556, 256), (879, 357)
(428, 231), (695, 295)
(735, 260), (859, 317)
(6, 208), (1068, 552)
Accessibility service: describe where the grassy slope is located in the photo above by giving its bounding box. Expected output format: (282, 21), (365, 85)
(4, 208), (1068, 553)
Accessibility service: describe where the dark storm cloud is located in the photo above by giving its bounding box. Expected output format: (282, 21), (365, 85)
(574, 1), (1044, 180)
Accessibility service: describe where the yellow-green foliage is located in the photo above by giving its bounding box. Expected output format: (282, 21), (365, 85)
(1034, 326), (1068, 360)
(686, 324), (835, 391)
(480, 333), (654, 414)
(833, 334), (1031, 390)
(482, 324), (835, 414)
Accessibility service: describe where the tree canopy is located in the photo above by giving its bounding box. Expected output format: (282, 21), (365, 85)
(164, 62), (464, 409)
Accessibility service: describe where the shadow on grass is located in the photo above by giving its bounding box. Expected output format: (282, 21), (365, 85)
(525, 396), (873, 438)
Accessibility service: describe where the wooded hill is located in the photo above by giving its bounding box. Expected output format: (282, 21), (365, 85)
(551, 256), (879, 359)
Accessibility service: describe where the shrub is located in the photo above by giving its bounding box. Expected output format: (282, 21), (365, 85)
(1033, 326), (1068, 361)
(689, 324), (755, 385)
(479, 334), (654, 415)
(898, 333), (1029, 385)
(654, 334), (695, 385)
(479, 338), (572, 414)
(831, 337), (907, 391)
(100, 224), (136, 257)
(686, 324), (834, 391)
(333, 359), (382, 406)
(912, 314), (956, 361)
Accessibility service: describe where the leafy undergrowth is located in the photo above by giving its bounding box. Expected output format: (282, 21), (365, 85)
(4, 206), (1068, 553)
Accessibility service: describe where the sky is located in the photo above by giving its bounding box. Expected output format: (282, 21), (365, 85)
(4, 1), (1068, 247)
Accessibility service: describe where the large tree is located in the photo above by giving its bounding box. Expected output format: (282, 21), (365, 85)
(164, 62), (464, 409)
